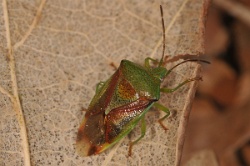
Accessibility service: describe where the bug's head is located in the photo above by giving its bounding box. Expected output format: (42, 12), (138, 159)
(151, 66), (167, 82)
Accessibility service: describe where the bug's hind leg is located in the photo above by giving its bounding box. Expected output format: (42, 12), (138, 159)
(161, 76), (202, 93)
(153, 102), (170, 130)
(128, 115), (146, 156)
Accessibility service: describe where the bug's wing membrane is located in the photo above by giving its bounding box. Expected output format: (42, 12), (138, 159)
(76, 110), (106, 156)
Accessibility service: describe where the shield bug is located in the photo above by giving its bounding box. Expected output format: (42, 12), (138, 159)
(76, 5), (209, 156)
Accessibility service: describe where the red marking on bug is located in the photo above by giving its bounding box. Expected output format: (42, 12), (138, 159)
(117, 79), (136, 99)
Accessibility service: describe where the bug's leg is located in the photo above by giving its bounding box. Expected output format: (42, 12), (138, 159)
(128, 115), (146, 156)
(153, 102), (170, 130)
(109, 62), (118, 70)
(80, 82), (105, 113)
(144, 57), (158, 69)
(161, 76), (202, 93)
(81, 108), (88, 112)
(95, 81), (105, 93)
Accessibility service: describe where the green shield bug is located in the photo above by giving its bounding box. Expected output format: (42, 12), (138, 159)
(76, 5), (209, 157)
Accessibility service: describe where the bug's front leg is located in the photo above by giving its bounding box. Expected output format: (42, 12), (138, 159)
(128, 115), (146, 156)
(153, 102), (170, 130)
(160, 76), (202, 93)
(155, 76), (202, 129)
(144, 57), (158, 69)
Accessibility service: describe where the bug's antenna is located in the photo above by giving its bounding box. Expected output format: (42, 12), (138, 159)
(159, 5), (165, 67)
(165, 59), (210, 76)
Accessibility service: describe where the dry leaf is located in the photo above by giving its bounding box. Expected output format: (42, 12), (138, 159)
(0, 0), (209, 165)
